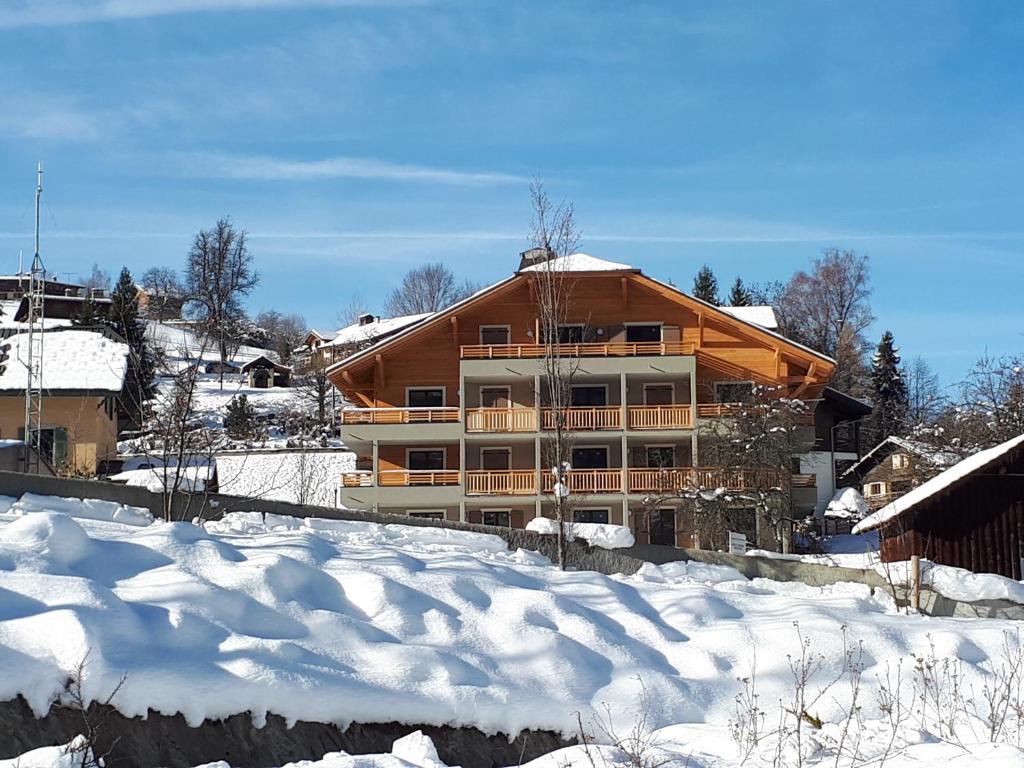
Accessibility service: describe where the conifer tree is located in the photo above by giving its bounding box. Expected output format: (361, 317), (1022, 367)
(728, 276), (752, 307)
(693, 265), (720, 305)
(224, 394), (257, 439)
(869, 331), (908, 443)
(109, 268), (156, 427)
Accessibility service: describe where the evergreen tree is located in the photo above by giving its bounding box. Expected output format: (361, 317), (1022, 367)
(728, 277), (753, 307)
(692, 265), (720, 305)
(71, 297), (99, 327)
(224, 394), (257, 439)
(869, 331), (908, 442)
(109, 268), (156, 427)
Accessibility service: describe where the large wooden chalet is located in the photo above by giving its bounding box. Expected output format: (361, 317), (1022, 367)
(327, 253), (835, 548)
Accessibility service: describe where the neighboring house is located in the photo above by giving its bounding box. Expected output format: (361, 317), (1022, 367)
(0, 328), (129, 475)
(241, 356), (292, 388)
(842, 436), (958, 511)
(796, 387), (872, 517)
(297, 313), (433, 371)
(0, 274), (89, 300)
(13, 293), (112, 323)
(853, 434), (1024, 579)
(327, 252), (835, 549)
(135, 285), (185, 321)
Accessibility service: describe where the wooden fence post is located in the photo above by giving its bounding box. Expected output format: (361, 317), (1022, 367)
(910, 554), (921, 613)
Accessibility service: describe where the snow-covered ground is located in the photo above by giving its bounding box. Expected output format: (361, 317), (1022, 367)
(2, 492), (1024, 766)
(216, 450), (355, 506)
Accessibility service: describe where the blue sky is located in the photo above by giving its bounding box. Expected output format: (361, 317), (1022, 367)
(0, 1), (1021, 386)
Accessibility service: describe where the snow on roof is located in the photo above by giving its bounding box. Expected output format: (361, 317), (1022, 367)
(518, 252), (634, 273)
(0, 329), (129, 393)
(326, 312), (433, 348)
(719, 305), (778, 330)
(853, 433), (1024, 534)
(0, 299), (72, 331)
(147, 321), (268, 365)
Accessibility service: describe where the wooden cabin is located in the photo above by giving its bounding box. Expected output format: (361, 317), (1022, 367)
(241, 356), (291, 388)
(842, 436), (958, 510)
(853, 434), (1024, 578)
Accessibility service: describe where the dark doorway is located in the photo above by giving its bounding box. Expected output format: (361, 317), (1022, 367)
(626, 324), (661, 343)
(649, 508), (676, 546)
(571, 386), (607, 406)
(572, 447), (608, 469)
(408, 450), (445, 471)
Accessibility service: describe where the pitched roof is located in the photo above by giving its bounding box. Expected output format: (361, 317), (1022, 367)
(841, 435), (959, 479)
(719, 305), (778, 330)
(853, 433), (1024, 534)
(518, 252), (634, 273)
(0, 328), (129, 394)
(326, 312), (433, 348)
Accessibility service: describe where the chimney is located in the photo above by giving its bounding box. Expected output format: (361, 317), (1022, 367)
(518, 247), (554, 271)
(358, 313), (375, 326)
(64, 288), (72, 296)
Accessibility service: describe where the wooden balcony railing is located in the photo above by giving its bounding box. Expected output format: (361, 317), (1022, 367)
(627, 405), (693, 430)
(342, 407), (460, 425)
(627, 467), (787, 493)
(542, 469), (623, 494)
(461, 341), (694, 359)
(696, 403), (815, 424)
(377, 470), (461, 487)
(791, 473), (817, 488)
(465, 470), (538, 495)
(341, 471), (373, 487)
(541, 406), (622, 431)
(465, 408), (537, 433)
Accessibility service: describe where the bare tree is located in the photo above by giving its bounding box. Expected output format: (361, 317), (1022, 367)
(184, 218), (260, 387)
(79, 262), (111, 294)
(337, 292), (369, 328)
(775, 249), (874, 396)
(530, 181), (582, 569)
(139, 266), (185, 321)
(295, 356), (334, 434)
(383, 263), (479, 316)
(903, 355), (945, 427)
(254, 309), (307, 364)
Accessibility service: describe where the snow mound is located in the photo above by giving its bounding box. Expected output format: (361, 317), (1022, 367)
(525, 517), (635, 549)
(5, 493), (153, 527)
(825, 487), (869, 519)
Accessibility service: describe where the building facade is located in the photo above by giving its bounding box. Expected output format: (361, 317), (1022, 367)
(328, 255), (835, 548)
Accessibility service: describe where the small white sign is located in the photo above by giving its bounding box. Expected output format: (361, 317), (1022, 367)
(728, 531), (748, 555)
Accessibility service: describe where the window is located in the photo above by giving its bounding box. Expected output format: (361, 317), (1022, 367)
(408, 449), (445, 471)
(480, 447), (511, 470)
(571, 386), (607, 406)
(574, 509), (609, 524)
(572, 446), (608, 469)
(19, 426), (67, 468)
(407, 388), (444, 408)
(646, 446), (675, 468)
(483, 510), (511, 527)
(892, 453), (910, 470)
(480, 386), (510, 408)
(556, 325), (584, 344)
(409, 510), (445, 520)
(625, 324), (662, 343)
(864, 482), (887, 498)
(650, 508), (676, 546)
(480, 326), (510, 345)
(715, 380), (755, 404)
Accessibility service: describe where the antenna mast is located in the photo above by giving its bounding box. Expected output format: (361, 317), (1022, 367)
(24, 163), (45, 474)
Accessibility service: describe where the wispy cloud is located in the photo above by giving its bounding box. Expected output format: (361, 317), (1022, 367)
(170, 151), (528, 186)
(0, 0), (418, 30)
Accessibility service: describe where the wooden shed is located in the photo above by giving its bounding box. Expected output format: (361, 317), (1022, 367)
(853, 434), (1024, 578)
(240, 356), (291, 388)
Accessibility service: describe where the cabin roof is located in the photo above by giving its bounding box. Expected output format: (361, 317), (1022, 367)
(0, 328), (129, 394)
(853, 433), (1024, 533)
(518, 252), (635, 273)
(240, 355), (292, 373)
(841, 435), (960, 479)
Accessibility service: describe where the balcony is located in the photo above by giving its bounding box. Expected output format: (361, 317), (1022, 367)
(342, 407), (460, 425)
(466, 408), (536, 432)
(541, 469), (624, 494)
(378, 470), (461, 487)
(460, 341), (694, 359)
(541, 407), (622, 431)
(627, 405), (693, 430)
(465, 469), (537, 496)
(627, 467), (787, 493)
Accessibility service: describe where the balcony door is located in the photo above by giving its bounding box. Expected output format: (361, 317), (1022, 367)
(645, 446), (675, 469)
(625, 324), (662, 343)
(643, 384), (673, 406)
(572, 446), (608, 469)
(649, 508), (676, 546)
(571, 386), (607, 407)
(480, 386), (511, 408)
(407, 387), (444, 408)
(408, 449), (445, 471)
(480, 326), (509, 345)
(480, 447), (511, 471)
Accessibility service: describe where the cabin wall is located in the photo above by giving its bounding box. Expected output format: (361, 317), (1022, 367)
(879, 470), (1024, 579)
(0, 395), (117, 475)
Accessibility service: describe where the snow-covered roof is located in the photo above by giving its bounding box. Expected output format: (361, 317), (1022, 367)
(326, 312), (433, 348)
(518, 252), (634, 273)
(147, 321), (268, 365)
(0, 329), (129, 394)
(719, 305), (778, 330)
(0, 299), (72, 331)
(853, 433), (1024, 534)
(842, 436), (960, 478)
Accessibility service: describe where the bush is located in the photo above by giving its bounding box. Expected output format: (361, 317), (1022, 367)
(224, 394), (257, 439)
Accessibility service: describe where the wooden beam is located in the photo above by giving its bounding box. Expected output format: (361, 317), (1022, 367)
(450, 315), (459, 345)
(697, 312), (705, 349)
(774, 348), (781, 379)
(527, 277), (535, 303)
(375, 353), (385, 388)
(342, 370), (354, 386)
(621, 277), (628, 308)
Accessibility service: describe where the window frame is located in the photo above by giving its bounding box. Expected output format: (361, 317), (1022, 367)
(892, 453), (910, 470)
(573, 508), (611, 525)
(479, 324), (511, 345)
(642, 382), (675, 405)
(482, 509), (512, 528)
(864, 481), (888, 498)
(408, 509), (446, 520)
(479, 446), (513, 470)
(623, 321), (664, 343)
(479, 384), (512, 408)
(406, 447), (447, 471)
(570, 383), (609, 407)
(644, 444), (676, 468)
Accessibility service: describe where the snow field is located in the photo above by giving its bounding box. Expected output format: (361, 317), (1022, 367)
(0, 496), (1023, 767)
